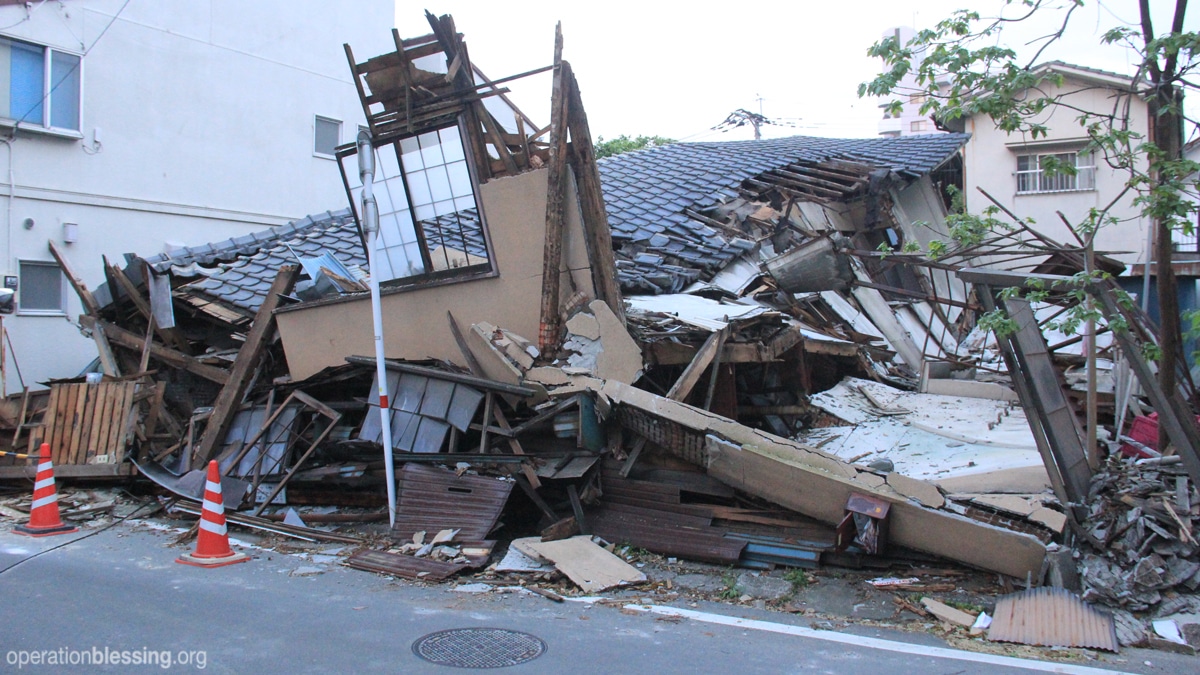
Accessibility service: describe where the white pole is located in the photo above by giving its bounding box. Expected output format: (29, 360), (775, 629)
(357, 130), (396, 527)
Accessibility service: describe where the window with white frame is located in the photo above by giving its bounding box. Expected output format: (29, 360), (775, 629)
(0, 37), (81, 132)
(18, 260), (65, 313)
(314, 116), (341, 157)
(1016, 150), (1096, 194)
(338, 124), (489, 286)
(1176, 213), (1200, 255)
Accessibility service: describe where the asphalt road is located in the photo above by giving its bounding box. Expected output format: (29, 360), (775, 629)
(0, 518), (1185, 674)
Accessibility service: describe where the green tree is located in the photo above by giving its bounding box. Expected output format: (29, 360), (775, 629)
(594, 134), (675, 159)
(860, 0), (1199, 416)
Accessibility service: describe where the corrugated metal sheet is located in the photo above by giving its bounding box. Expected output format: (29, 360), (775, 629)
(589, 504), (746, 565)
(988, 587), (1118, 652)
(392, 464), (514, 541)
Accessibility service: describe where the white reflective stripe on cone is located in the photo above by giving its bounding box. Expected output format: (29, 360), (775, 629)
(33, 477), (55, 491)
(198, 519), (227, 536)
(205, 480), (222, 494)
(201, 499), (224, 514)
(31, 495), (58, 509)
(37, 462), (52, 472)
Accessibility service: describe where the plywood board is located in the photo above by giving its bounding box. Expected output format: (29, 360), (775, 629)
(526, 535), (646, 593)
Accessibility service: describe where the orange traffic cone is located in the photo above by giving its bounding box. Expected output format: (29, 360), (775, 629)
(176, 461), (248, 568)
(15, 444), (78, 537)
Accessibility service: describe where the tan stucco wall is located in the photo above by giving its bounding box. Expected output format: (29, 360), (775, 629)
(275, 167), (595, 380)
(962, 75), (1151, 266)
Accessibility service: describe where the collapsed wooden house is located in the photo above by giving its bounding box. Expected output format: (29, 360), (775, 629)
(2, 13), (1196, 597)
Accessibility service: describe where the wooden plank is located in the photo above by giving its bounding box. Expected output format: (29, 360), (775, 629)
(107, 261), (189, 354)
(87, 382), (110, 462)
(565, 68), (624, 324)
(38, 385), (59, 457)
(526, 535), (646, 593)
(113, 383), (136, 462)
(194, 265), (299, 465)
(91, 322), (122, 377)
(47, 240), (101, 317)
(473, 101), (520, 174)
(144, 384), (165, 438)
(79, 382), (99, 464)
(53, 384), (77, 464)
(79, 315), (229, 385)
(0, 462), (136, 479)
(104, 383), (127, 461)
(67, 383), (89, 465)
(666, 328), (728, 402)
(537, 26), (568, 352)
(94, 382), (115, 461)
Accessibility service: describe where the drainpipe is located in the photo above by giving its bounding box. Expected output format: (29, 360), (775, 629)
(1, 135), (13, 277)
(358, 129), (396, 527)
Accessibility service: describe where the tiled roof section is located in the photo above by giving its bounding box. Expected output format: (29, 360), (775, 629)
(598, 133), (969, 293)
(177, 210), (364, 314)
(166, 208), (487, 315)
(144, 210), (358, 275)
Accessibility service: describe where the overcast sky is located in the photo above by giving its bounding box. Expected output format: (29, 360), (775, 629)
(393, 1), (1195, 143)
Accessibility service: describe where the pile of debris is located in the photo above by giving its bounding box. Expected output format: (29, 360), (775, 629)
(1080, 456), (1199, 612)
(0, 11), (1198, 658)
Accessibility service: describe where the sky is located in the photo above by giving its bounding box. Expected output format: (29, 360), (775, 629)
(394, 0), (1197, 143)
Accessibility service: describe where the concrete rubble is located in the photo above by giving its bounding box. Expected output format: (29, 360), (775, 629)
(0, 11), (1196, 659)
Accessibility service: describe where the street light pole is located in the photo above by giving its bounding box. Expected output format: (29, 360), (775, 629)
(357, 129), (396, 527)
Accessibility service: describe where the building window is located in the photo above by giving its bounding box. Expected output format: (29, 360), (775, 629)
(314, 116), (341, 157)
(910, 120), (928, 132)
(0, 37), (81, 132)
(18, 261), (65, 314)
(1176, 214), (1200, 255)
(338, 123), (490, 287)
(1016, 151), (1096, 194)
(908, 93), (927, 105)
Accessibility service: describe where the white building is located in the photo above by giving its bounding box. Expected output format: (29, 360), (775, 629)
(876, 27), (943, 138)
(0, 0), (393, 395)
(948, 62), (1152, 268)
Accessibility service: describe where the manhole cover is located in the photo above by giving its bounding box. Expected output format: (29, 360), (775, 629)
(412, 628), (546, 668)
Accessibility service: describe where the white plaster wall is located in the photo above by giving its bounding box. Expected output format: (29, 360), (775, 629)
(0, 0), (395, 394)
(961, 76), (1151, 267)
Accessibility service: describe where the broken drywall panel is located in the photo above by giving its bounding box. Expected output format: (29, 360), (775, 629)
(886, 472), (946, 509)
(701, 431), (1046, 578)
(527, 366), (570, 386)
(799, 419), (1051, 494)
(819, 291), (886, 342)
(810, 378), (1038, 449)
(467, 322), (525, 387)
(565, 311), (601, 340)
(589, 300), (643, 384)
(625, 294), (770, 332)
(526, 535), (646, 593)
(921, 377), (1020, 402)
(849, 265), (924, 371)
(921, 598), (977, 628)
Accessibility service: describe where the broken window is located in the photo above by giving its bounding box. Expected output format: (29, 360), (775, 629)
(1016, 150), (1096, 194)
(337, 123), (492, 287)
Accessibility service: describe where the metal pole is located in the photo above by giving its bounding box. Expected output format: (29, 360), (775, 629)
(358, 130), (396, 527)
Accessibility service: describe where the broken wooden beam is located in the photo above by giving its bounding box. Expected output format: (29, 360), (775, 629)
(79, 315), (229, 385)
(193, 265), (299, 465)
(537, 25), (568, 352)
(666, 327), (728, 402)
